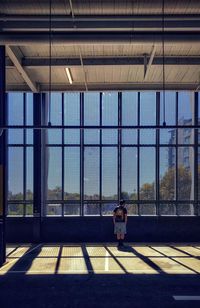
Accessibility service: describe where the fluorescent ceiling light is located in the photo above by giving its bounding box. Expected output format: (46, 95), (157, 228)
(65, 67), (73, 84)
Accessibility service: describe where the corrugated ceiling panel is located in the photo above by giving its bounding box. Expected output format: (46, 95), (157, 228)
(25, 67), (71, 83)
(6, 68), (27, 84)
(1, 1), (200, 15)
(19, 44), (200, 59)
(20, 45), (79, 57)
(156, 44), (200, 56)
(20, 44), (158, 58)
(144, 65), (200, 83)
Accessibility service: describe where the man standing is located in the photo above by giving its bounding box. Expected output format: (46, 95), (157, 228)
(113, 200), (127, 248)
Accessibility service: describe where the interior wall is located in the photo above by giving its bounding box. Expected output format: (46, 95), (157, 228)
(6, 216), (200, 243)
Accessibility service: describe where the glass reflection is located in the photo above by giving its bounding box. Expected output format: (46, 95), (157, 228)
(102, 147), (117, 200)
(140, 148), (155, 200)
(160, 147), (176, 200)
(84, 147), (100, 200)
(64, 147), (80, 200)
(47, 148), (62, 200)
(8, 147), (23, 200)
(121, 147), (137, 200)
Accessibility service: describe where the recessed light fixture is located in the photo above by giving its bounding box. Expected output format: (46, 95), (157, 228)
(65, 67), (73, 84)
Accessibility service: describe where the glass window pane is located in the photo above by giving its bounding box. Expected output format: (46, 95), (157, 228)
(26, 147), (33, 200)
(160, 91), (176, 125)
(8, 93), (24, 125)
(121, 148), (137, 200)
(102, 129), (118, 144)
(84, 92), (100, 125)
(140, 148), (155, 200)
(140, 204), (156, 215)
(140, 92), (156, 125)
(160, 128), (176, 144)
(26, 129), (33, 144)
(64, 129), (80, 144)
(103, 203), (138, 216)
(125, 204), (138, 215)
(159, 204), (176, 216)
(64, 93), (80, 125)
(177, 204), (194, 215)
(50, 93), (62, 125)
(47, 204), (62, 216)
(84, 203), (100, 216)
(7, 204), (24, 216)
(47, 148), (62, 200)
(26, 93), (33, 125)
(122, 129), (137, 145)
(198, 130), (200, 144)
(26, 204), (33, 216)
(8, 147), (24, 200)
(84, 129), (100, 144)
(84, 147), (100, 200)
(64, 204), (80, 216)
(178, 128), (194, 144)
(102, 92), (118, 126)
(140, 129), (156, 144)
(160, 147), (176, 200)
(102, 203), (117, 215)
(8, 129), (23, 144)
(122, 92), (137, 125)
(178, 91), (194, 125)
(47, 129), (62, 144)
(102, 147), (117, 200)
(64, 147), (80, 200)
(178, 147), (194, 200)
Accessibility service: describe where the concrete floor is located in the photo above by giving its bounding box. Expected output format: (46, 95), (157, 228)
(0, 243), (200, 307)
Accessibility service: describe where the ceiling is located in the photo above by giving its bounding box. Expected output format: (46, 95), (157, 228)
(1, 0), (200, 92)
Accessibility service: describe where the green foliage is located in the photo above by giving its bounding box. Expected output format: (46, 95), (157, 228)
(160, 167), (175, 200)
(160, 166), (192, 200)
(177, 165), (192, 199)
(140, 183), (155, 200)
(7, 164), (196, 216)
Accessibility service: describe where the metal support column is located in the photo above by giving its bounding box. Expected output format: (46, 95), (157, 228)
(0, 46), (6, 266)
(156, 92), (160, 215)
(194, 92), (199, 215)
(33, 93), (42, 242)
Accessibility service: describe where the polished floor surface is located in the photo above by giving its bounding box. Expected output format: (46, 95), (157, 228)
(2, 243), (200, 275)
(1, 243), (200, 307)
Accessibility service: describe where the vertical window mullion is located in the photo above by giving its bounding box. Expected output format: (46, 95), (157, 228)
(194, 92), (199, 215)
(156, 92), (160, 215)
(175, 92), (178, 215)
(100, 92), (102, 215)
(62, 93), (64, 216)
(138, 92), (140, 215)
(80, 92), (84, 216)
(23, 93), (26, 216)
(118, 92), (122, 201)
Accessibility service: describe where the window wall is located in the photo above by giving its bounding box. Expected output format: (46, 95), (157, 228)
(7, 93), (33, 216)
(7, 91), (199, 216)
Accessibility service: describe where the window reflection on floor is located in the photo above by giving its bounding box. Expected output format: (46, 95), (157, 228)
(1, 244), (200, 275)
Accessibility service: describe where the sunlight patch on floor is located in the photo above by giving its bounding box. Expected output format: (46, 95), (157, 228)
(0, 244), (199, 275)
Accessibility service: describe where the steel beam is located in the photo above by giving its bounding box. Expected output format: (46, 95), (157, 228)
(6, 56), (200, 68)
(6, 82), (199, 92)
(0, 46), (6, 267)
(1, 31), (200, 45)
(1, 14), (200, 22)
(1, 16), (200, 31)
(144, 46), (156, 80)
(6, 46), (39, 92)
